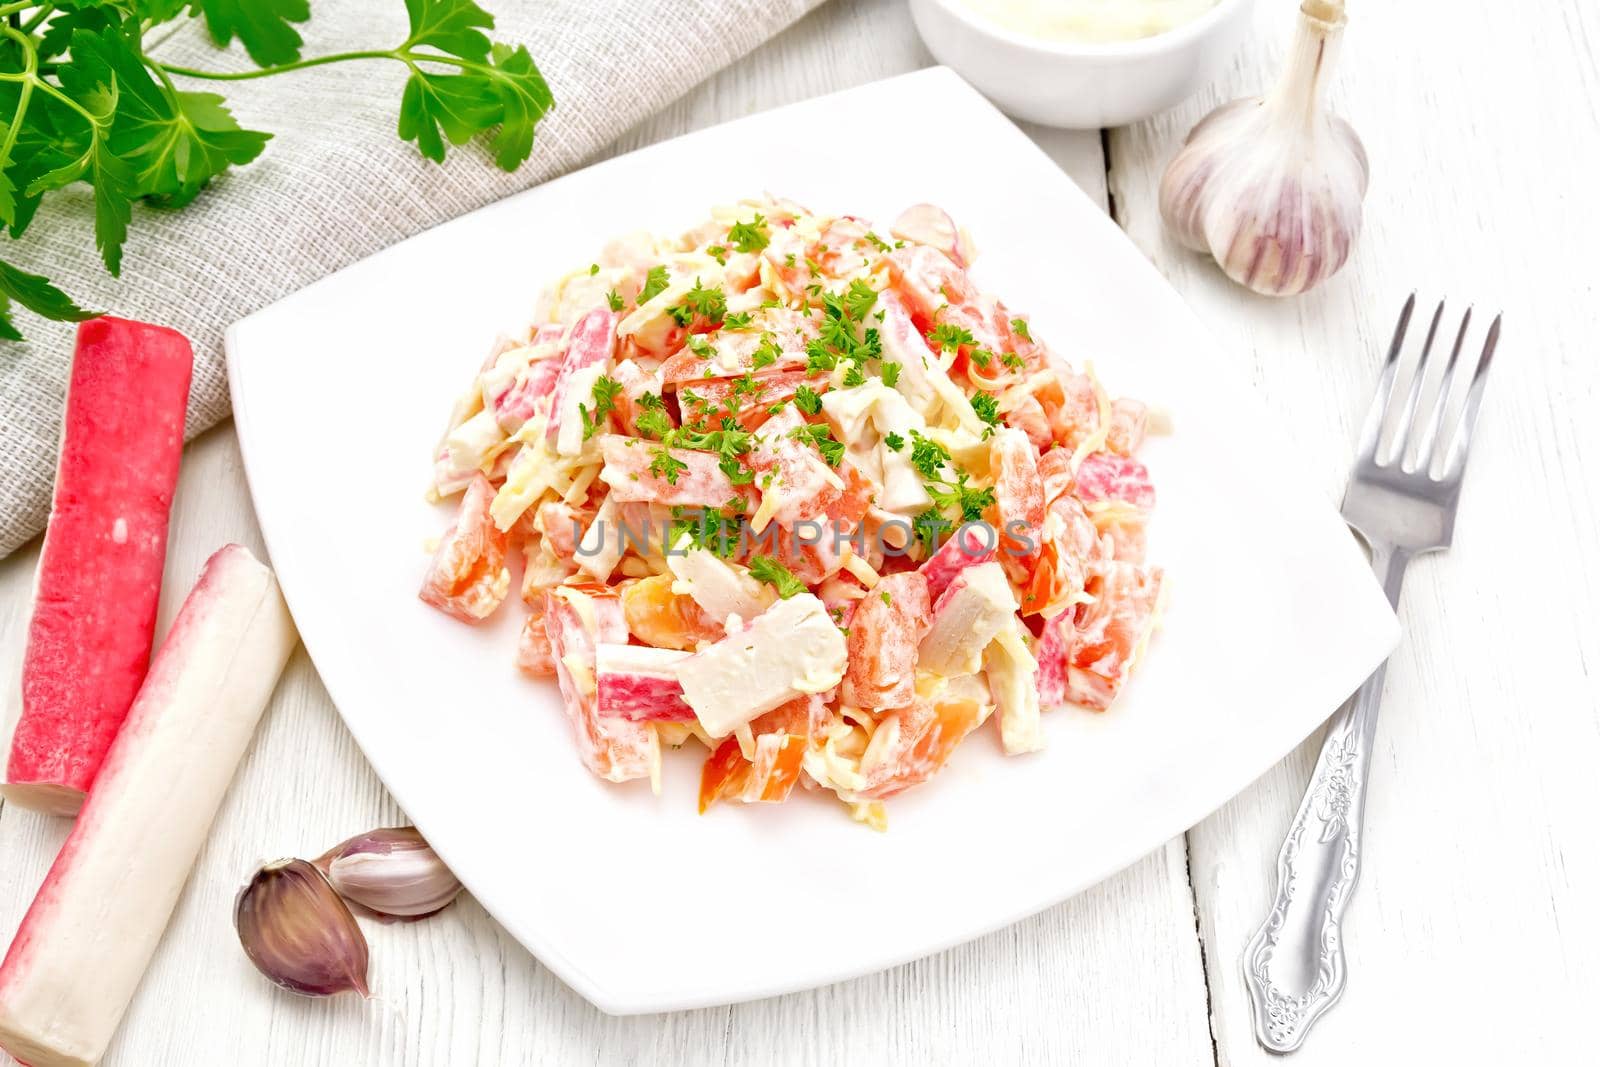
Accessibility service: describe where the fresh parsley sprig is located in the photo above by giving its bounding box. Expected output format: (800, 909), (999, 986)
(0, 0), (552, 341)
(748, 554), (805, 598)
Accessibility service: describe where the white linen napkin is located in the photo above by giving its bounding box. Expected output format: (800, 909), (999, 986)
(0, 0), (821, 558)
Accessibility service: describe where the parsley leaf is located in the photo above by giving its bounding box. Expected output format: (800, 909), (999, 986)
(194, 0), (311, 67)
(971, 392), (1001, 433)
(672, 507), (742, 559)
(650, 446), (688, 485)
(749, 554), (806, 598)
(706, 244), (728, 265)
(638, 265), (670, 304)
(580, 375), (622, 439)
(929, 322), (975, 352)
(842, 278), (878, 320)
(1010, 317), (1032, 341)
(0, 261), (98, 341)
(881, 361), (901, 387)
(908, 430), (951, 479)
(633, 392), (674, 439)
(883, 431), (905, 452)
(728, 213), (769, 253)
(790, 422), (844, 466)
(793, 385), (823, 415)
(668, 279), (727, 327)
(719, 454), (754, 485)
(751, 334), (781, 369)
(605, 289), (624, 312)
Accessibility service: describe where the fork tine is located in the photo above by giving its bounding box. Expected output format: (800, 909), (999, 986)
(1406, 306), (1472, 473)
(1440, 313), (1502, 480)
(1387, 299), (1445, 466)
(1355, 293), (1415, 463)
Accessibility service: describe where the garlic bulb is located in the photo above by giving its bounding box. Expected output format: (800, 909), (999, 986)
(1159, 0), (1368, 296)
(315, 826), (464, 919)
(235, 859), (370, 998)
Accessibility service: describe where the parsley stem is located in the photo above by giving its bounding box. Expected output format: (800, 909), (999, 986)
(159, 50), (398, 81)
(19, 3), (51, 33)
(0, 26), (33, 167)
(0, 1), (35, 18)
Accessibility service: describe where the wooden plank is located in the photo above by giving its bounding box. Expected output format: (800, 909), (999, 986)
(1108, 1), (1600, 1063)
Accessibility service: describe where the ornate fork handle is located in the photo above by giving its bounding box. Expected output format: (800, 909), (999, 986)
(1243, 540), (1409, 1053)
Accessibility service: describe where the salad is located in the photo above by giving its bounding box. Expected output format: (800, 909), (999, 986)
(420, 197), (1164, 827)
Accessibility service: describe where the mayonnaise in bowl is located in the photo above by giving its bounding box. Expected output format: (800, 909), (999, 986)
(959, 0), (1222, 44)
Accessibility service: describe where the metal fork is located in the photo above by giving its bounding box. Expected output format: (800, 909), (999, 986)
(1242, 296), (1502, 1053)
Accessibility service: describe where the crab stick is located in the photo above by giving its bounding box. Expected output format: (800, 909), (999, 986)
(0, 545), (296, 1067)
(2, 317), (193, 815)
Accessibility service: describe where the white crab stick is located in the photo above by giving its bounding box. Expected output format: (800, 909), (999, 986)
(0, 545), (297, 1067)
(677, 594), (846, 738)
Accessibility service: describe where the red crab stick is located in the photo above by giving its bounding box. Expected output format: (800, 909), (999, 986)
(1, 317), (192, 816)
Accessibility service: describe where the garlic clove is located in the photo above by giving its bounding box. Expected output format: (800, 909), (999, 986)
(1158, 0), (1368, 297)
(234, 859), (370, 998)
(314, 827), (464, 920)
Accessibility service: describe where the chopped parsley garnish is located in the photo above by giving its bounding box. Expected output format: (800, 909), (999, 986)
(865, 231), (893, 253)
(1010, 317), (1032, 341)
(728, 214), (771, 254)
(881, 361), (901, 387)
(685, 333), (715, 358)
(971, 392), (1002, 435)
(794, 385), (823, 415)
(884, 432), (905, 452)
(672, 507), (742, 559)
(929, 322), (975, 352)
(842, 278), (879, 320)
(908, 430), (952, 479)
(805, 337), (838, 374)
(605, 289), (624, 312)
(639, 265), (671, 304)
(751, 335), (782, 369)
(842, 364), (865, 388)
(749, 554), (806, 598)
(1002, 352), (1026, 371)
(719, 455), (755, 485)
(789, 423), (845, 466)
(722, 311), (754, 330)
(880, 591), (893, 606)
(580, 376), (623, 440)
(649, 446), (688, 485)
(634, 398), (673, 439)
(669, 279), (728, 327)
(968, 347), (994, 368)
(589, 263), (600, 275)
(706, 244), (728, 265)
(926, 475), (995, 523)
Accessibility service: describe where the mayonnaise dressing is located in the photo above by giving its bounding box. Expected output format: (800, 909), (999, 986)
(960, 0), (1221, 44)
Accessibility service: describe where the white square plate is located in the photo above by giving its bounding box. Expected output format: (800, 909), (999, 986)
(227, 68), (1398, 1014)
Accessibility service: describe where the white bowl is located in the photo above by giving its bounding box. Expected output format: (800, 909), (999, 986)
(909, 0), (1256, 128)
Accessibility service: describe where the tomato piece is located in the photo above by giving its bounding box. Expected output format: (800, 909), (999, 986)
(1064, 561), (1164, 711)
(419, 473), (511, 622)
(697, 694), (820, 811)
(852, 692), (986, 801)
(621, 573), (725, 651)
(992, 429), (1046, 572)
(842, 571), (932, 710)
(516, 608), (556, 677)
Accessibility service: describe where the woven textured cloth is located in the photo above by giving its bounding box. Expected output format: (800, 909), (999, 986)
(0, 0), (820, 558)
